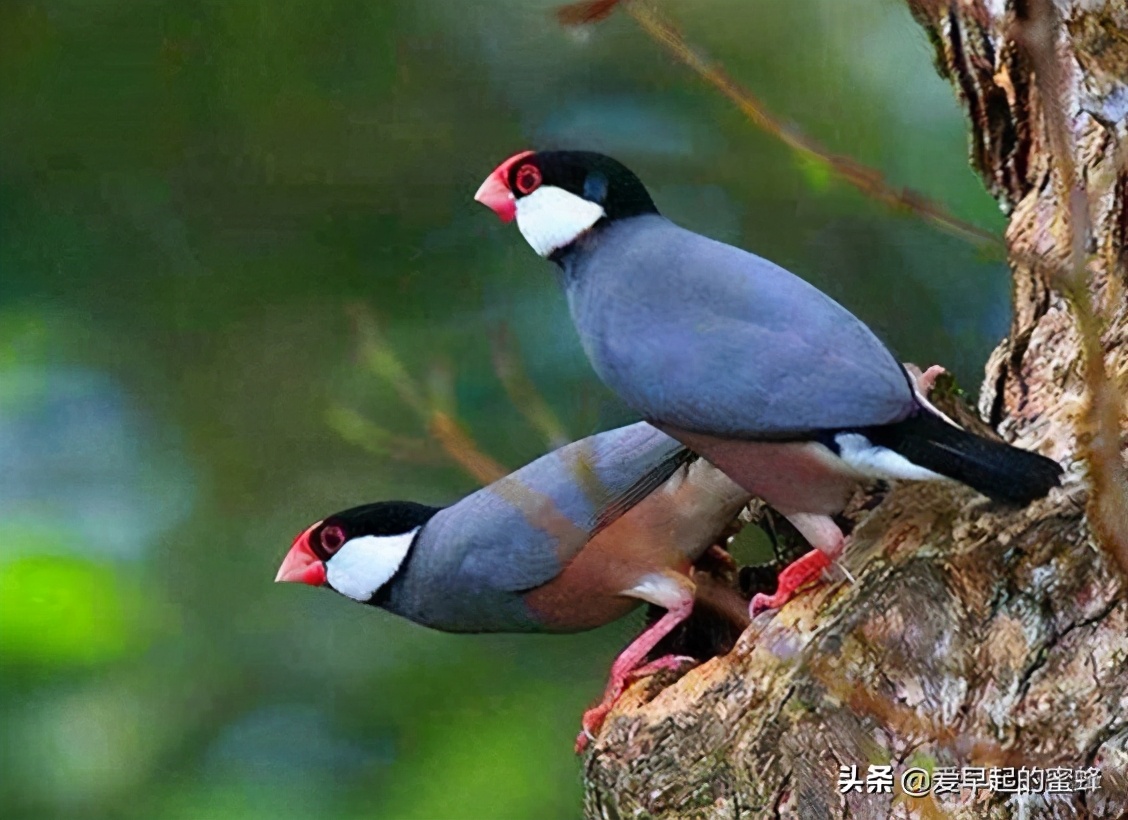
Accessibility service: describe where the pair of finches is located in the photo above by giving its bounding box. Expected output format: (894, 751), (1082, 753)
(276, 150), (1062, 751)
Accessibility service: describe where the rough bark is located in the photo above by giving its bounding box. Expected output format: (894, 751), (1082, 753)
(582, 1), (1128, 817)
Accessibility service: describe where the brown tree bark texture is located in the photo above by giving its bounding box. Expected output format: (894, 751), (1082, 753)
(581, 1), (1128, 817)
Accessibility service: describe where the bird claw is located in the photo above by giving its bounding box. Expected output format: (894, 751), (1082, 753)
(904, 362), (961, 428)
(748, 549), (833, 617)
(574, 654), (698, 754)
(629, 654), (697, 681)
(575, 704), (611, 754)
(903, 362), (947, 396)
(917, 364), (947, 395)
(749, 589), (787, 615)
(574, 726), (597, 755)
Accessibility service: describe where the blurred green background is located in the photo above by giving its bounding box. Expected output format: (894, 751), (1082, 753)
(0, 0), (1006, 818)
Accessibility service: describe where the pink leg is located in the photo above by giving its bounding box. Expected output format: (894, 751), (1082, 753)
(749, 512), (844, 616)
(575, 595), (694, 753)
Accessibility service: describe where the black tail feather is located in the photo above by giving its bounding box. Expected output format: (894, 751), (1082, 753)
(863, 412), (1063, 505)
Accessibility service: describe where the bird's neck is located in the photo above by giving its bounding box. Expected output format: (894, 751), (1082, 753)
(547, 218), (608, 269)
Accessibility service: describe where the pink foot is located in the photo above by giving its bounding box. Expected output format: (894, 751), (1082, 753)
(903, 362), (947, 396)
(574, 654), (697, 752)
(749, 549), (832, 615)
(574, 592), (694, 754)
(904, 362), (959, 426)
(917, 364), (947, 395)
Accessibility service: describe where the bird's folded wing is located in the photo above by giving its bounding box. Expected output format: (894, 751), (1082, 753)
(450, 422), (690, 592)
(576, 220), (919, 439)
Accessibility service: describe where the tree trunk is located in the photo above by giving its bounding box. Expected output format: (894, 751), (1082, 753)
(581, 1), (1128, 817)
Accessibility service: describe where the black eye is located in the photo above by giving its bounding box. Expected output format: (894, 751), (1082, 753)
(514, 164), (542, 196)
(320, 525), (346, 556)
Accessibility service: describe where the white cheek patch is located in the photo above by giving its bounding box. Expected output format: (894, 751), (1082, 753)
(325, 528), (420, 602)
(834, 433), (947, 482)
(515, 185), (606, 257)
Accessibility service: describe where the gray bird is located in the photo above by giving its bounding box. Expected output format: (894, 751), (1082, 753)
(475, 150), (1063, 613)
(276, 421), (751, 750)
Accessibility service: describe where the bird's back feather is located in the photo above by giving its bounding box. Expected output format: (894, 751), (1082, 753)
(563, 215), (917, 439)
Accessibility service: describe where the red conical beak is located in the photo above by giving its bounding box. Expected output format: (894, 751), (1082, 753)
(275, 523), (327, 586)
(474, 150), (534, 223)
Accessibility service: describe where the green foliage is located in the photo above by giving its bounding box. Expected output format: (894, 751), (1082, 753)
(0, 551), (150, 668)
(796, 154), (834, 193)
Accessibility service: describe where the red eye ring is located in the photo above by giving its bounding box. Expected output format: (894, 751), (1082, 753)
(514, 164), (542, 196)
(320, 525), (346, 556)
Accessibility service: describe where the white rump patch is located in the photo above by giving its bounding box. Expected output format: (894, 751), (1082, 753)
(515, 185), (606, 257)
(834, 433), (947, 482)
(325, 528), (419, 601)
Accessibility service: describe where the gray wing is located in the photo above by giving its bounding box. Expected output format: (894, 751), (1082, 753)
(427, 422), (690, 593)
(567, 216), (917, 438)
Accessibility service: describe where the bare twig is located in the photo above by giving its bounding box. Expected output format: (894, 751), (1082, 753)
(557, 1), (1113, 312)
(426, 411), (509, 485)
(492, 325), (572, 450)
(325, 406), (448, 466)
(347, 306), (510, 485)
(343, 308), (599, 491)
(556, 0), (1004, 253)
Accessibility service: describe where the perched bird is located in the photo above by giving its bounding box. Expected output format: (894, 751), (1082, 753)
(276, 422), (751, 750)
(475, 150), (1063, 613)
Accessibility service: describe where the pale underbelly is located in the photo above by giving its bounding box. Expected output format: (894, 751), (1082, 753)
(659, 426), (864, 516)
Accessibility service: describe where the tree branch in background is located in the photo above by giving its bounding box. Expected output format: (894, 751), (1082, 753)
(556, 0), (1005, 253)
(337, 309), (598, 493)
(325, 406), (449, 467)
(340, 306), (510, 485)
(491, 325), (572, 450)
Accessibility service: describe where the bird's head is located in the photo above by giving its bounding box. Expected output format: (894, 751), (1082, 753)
(475, 150), (657, 258)
(275, 501), (441, 603)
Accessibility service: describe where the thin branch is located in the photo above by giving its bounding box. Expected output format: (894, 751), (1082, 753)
(325, 406), (449, 466)
(347, 306), (510, 485)
(491, 325), (572, 450)
(558, 0), (1111, 314)
(556, 0), (1005, 253)
(425, 411), (510, 485)
(349, 305), (428, 417)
